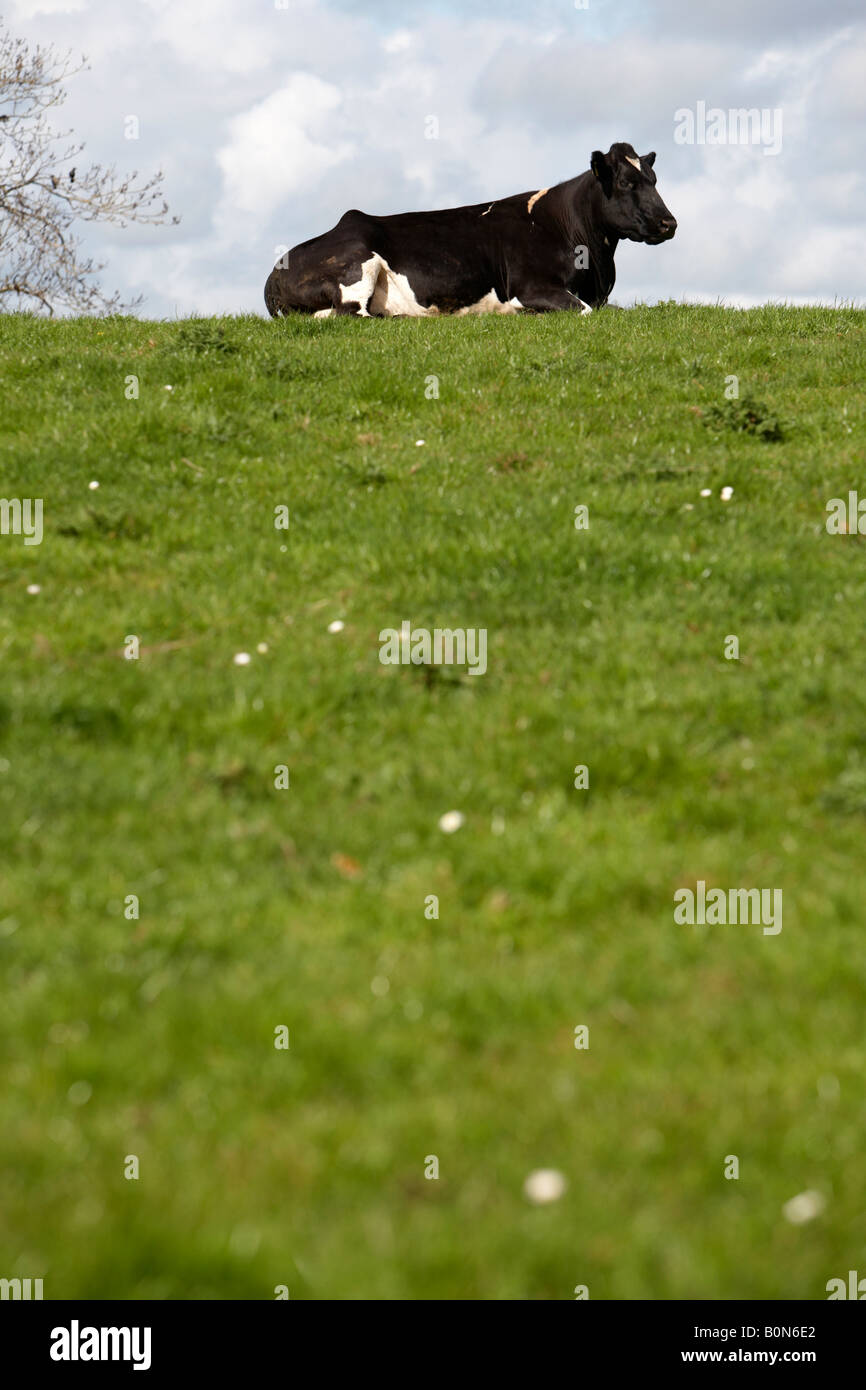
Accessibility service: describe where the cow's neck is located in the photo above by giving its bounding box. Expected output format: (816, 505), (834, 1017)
(547, 174), (618, 306)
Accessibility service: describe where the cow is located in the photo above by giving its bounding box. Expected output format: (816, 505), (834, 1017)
(264, 142), (676, 321)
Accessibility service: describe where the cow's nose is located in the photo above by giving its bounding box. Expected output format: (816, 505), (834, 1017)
(661, 217), (677, 232)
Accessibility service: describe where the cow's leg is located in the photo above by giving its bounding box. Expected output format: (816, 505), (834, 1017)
(518, 286), (593, 314)
(331, 253), (384, 316)
(267, 246), (383, 318)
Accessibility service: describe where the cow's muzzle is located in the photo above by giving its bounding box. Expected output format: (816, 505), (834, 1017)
(646, 217), (677, 244)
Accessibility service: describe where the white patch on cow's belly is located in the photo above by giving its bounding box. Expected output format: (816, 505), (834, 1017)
(335, 253), (524, 318)
(339, 254), (385, 316)
(370, 261), (439, 317)
(455, 290), (523, 316)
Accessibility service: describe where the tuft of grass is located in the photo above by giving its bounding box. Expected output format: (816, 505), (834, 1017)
(0, 304), (865, 1300)
(173, 320), (240, 357)
(702, 393), (786, 440)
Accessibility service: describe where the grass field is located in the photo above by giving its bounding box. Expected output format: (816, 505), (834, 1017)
(1, 303), (864, 1300)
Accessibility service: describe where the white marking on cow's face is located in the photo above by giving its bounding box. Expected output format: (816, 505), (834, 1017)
(625, 155), (641, 171)
(527, 188), (548, 214)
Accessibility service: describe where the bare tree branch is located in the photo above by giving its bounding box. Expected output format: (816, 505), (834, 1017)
(0, 18), (178, 314)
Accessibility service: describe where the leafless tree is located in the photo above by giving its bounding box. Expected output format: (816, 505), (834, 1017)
(0, 21), (178, 314)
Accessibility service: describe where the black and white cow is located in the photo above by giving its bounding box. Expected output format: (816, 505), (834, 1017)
(264, 142), (676, 320)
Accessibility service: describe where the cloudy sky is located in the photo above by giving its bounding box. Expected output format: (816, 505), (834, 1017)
(6, 0), (865, 316)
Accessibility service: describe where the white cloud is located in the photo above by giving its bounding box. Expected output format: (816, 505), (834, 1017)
(9, 0), (86, 16)
(382, 30), (413, 55)
(775, 226), (863, 296)
(216, 74), (354, 223)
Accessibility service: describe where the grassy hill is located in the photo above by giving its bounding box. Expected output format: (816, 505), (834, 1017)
(1, 303), (864, 1299)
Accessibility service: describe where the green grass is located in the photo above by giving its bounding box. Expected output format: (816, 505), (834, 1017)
(1, 303), (864, 1300)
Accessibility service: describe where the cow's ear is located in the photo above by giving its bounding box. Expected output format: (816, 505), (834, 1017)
(591, 150), (613, 197)
(642, 151), (656, 169)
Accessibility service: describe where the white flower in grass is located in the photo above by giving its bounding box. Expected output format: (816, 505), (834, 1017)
(438, 810), (464, 834)
(256, 642), (268, 654)
(328, 620), (344, 633)
(26, 583), (41, 595)
(233, 652), (252, 666)
(783, 1190), (825, 1225)
(415, 439), (425, 447)
(164, 384), (173, 392)
(720, 486), (734, 501)
(524, 1169), (567, 1205)
(700, 488), (712, 497)
(88, 480), (99, 490)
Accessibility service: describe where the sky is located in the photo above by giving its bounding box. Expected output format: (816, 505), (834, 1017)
(5, 0), (865, 316)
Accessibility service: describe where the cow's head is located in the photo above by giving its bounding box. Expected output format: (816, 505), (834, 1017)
(590, 142), (676, 244)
